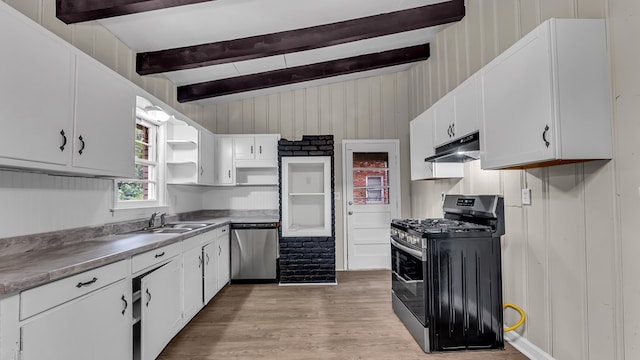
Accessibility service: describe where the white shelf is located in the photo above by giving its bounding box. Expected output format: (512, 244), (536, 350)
(166, 161), (197, 165)
(289, 193), (325, 196)
(166, 140), (197, 148)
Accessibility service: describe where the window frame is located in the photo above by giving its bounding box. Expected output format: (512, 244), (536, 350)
(113, 117), (165, 210)
(365, 175), (384, 204)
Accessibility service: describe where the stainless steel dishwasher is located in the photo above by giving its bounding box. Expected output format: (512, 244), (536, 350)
(230, 222), (279, 283)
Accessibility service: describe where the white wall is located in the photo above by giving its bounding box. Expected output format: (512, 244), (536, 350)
(407, 0), (630, 359)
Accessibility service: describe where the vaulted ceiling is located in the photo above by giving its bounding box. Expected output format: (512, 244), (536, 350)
(56, 0), (464, 105)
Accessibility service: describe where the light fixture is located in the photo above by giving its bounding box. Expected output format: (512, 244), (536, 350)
(144, 105), (170, 122)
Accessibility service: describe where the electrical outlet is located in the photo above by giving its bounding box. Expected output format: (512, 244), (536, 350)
(521, 188), (531, 205)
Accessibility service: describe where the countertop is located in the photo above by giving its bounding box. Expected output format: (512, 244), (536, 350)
(0, 216), (278, 296)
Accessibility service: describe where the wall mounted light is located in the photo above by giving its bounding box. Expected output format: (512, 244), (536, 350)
(144, 105), (170, 122)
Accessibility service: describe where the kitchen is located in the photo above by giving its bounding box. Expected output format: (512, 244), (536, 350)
(0, 0), (638, 359)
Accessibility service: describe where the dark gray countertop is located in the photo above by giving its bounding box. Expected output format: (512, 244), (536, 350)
(0, 216), (278, 296)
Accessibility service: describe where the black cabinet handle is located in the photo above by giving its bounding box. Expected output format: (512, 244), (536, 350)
(146, 289), (151, 307)
(76, 277), (97, 288)
(154, 251), (165, 258)
(218, 245), (221, 256)
(542, 125), (550, 148)
(228, 170), (231, 179)
(206, 253), (210, 265)
(59, 130), (67, 151)
(451, 124), (455, 137)
(250, 145), (254, 154)
(121, 295), (128, 315)
(78, 135), (85, 155)
(200, 166), (204, 176)
(198, 255), (202, 268)
(259, 145), (262, 154)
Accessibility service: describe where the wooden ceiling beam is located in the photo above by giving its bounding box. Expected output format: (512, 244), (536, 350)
(138, 0), (463, 75)
(177, 44), (430, 102)
(56, 0), (215, 24)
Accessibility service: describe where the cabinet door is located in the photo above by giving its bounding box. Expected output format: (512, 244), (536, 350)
(480, 24), (555, 169)
(21, 280), (131, 360)
(141, 259), (182, 360)
(453, 74), (480, 139)
(0, 4), (74, 167)
(73, 55), (136, 177)
(203, 243), (219, 304)
(215, 136), (235, 185)
(433, 93), (456, 147)
(217, 230), (230, 290)
(182, 247), (203, 323)
(198, 130), (215, 185)
(410, 110), (435, 180)
(254, 135), (279, 161)
(233, 136), (255, 160)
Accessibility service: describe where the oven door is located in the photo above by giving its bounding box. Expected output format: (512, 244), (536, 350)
(391, 237), (427, 326)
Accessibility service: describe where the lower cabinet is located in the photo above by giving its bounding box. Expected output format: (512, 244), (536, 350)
(217, 226), (230, 290)
(20, 279), (131, 360)
(136, 258), (183, 360)
(203, 241), (220, 304)
(182, 244), (204, 323)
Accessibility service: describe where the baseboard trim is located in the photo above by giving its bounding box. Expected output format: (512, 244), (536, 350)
(504, 331), (556, 360)
(278, 281), (337, 286)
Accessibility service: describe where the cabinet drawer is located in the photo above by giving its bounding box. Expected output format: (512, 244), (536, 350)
(217, 225), (229, 238)
(20, 260), (128, 320)
(131, 242), (181, 274)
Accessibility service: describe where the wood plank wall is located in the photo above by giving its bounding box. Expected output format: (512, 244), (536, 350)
(202, 76), (413, 270)
(407, 1), (626, 360)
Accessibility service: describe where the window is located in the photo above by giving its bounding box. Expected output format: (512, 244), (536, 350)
(365, 176), (384, 204)
(115, 118), (161, 208)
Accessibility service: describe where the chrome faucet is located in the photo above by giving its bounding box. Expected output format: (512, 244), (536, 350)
(148, 212), (161, 229)
(160, 212), (167, 227)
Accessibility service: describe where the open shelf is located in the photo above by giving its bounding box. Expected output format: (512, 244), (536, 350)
(281, 156), (331, 237)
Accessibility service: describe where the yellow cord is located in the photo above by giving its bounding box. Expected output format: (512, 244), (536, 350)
(503, 303), (526, 332)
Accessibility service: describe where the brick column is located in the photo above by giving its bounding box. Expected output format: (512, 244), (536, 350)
(278, 135), (335, 284)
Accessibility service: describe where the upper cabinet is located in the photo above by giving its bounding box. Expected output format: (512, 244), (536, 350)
(166, 120), (215, 185)
(0, 3), (136, 177)
(215, 134), (280, 186)
(433, 74), (481, 148)
(410, 109), (463, 180)
(480, 19), (612, 170)
(73, 55), (136, 177)
(234, 134), (280, 167)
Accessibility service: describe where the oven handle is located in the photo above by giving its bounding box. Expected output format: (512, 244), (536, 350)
(392, 270), (422, 284)
(390, 238), (423, 259)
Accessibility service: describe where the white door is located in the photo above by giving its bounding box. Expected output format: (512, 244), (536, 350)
(203, 242), (219, 304)
(343, 140), (400, 270)
(182, 246), (203, 323)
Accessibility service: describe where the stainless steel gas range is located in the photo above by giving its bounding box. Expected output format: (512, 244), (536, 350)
(390, 194), (505, 352)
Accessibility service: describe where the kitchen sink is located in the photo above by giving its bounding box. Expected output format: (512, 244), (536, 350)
(164, 223), (212, 229)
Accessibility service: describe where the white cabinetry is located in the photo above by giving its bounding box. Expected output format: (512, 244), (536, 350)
(234, 134), (279, 164)
(203, 241), (219, 304)
(166, 120), (215, 185)
(281, 156), (331, 237)
(0, 3), (74, 168)
(0, 3), (136, 177)
(480, 19), (612, 169)
(138, 258), (182, 360)
(433, 74), (480, 148)
(19, 261), (131, 360)
(215, 136), (235, 185)
(410, 109), (463, 180)
(73, 54), (136, 177)
(182, 235), (204, 323)
(216, 226), (231, 290)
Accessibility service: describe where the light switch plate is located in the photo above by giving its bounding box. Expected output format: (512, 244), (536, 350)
(522, 188), (531, 205)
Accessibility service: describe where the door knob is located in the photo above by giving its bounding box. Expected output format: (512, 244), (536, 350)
(348, 211), (353, 215)
(348, 201), (353, 205)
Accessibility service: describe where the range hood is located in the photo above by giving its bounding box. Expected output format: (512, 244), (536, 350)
(425, 132), (480, 163)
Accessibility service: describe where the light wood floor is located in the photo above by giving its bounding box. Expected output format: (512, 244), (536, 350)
(159, 270), (527, 360)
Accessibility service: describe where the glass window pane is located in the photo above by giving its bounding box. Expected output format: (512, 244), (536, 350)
(117, 181), (156, 201)
(352, 152), (390, 205)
